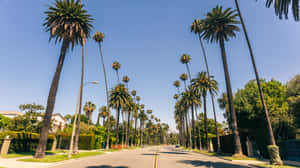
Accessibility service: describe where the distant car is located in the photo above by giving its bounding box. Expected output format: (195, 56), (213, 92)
(175, 144), (180, 148)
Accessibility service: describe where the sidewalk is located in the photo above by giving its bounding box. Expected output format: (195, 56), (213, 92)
(0, 157), (54, 168)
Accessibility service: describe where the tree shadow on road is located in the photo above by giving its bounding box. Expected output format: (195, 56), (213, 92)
(160, 151), (188, 155)
(86, 165), (128, 168)
(178, 160), (250, 168)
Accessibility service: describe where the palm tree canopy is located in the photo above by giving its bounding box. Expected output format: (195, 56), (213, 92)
(180, 73), (188, 81)
(266, 0), (299, 21)
(83, 101), (96, 115)
(146, 109), (152, 115)
(139, 110), (148, 122)
(140, 104), (145, 109)
(44, 0), (94, 48)
(173, 94), (179, 100)
(112, 61), (121, 70)
(173, 80), (181, 88)
(122, 76), (130, 83)
(136, 96), (141, 102)
(181, 86), (201, 108)
(109, 84), (131, 110)
(192, 71), (219, 97)
(93, 32), (105, 43)
(190, 19), (204, 34)
(131, 90), (137, 97)
(180, 54), (191, 64)
(99, 106), (109, 118)
(202, 6), (240, 43)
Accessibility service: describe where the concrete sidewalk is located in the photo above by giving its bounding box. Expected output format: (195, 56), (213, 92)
(0, 157), (55, 168)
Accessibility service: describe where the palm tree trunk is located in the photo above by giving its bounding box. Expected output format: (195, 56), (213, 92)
(185, 112), (192, 148)
(74, 43), (85, 154)
(211, 93), (221, 152)
(115, 107), (121, 144)
(234, 0), (276, 147)
(121, 111), (125, 147)
(98, 43), (110, 150)
(198, 33), (221, 152)
(186, 64), (192, 81)
(134, 117), (138, 146)
(203, 95), (209, 150)
(35, 40), (68, 158)
(140, 121), (143, 146)
(219, 38), (243, 155)
(194, 105), (202, 150)
(103, 117), (106, 127)
(96, 113), (100, 126)
(191, 104), (197, 149)
(126, 113), (131, 146)
(181, 114), (186, 147)
(116, 70), (120, 84)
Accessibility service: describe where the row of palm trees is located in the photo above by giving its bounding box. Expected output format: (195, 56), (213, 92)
(34, 0), (165, 158)
(173, 1), (298, 163)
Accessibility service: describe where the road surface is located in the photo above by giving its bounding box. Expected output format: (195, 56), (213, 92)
(51, 146), (253, 168)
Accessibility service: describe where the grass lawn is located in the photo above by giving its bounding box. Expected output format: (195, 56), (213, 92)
(1, 151), (57, 158)
(192, 150), (231, 157)
(256, 164), (300, 168)
(224, 156), (261, 161)
(18, 151), (104, 163)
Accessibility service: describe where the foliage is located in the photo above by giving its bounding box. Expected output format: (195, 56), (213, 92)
(83, 101), (96, 124)
(71, 114), (89, 124)
(266, 0), (300, 21)
(7, 112), (45, 133)
(0, 115), (10, 130)
(286, 75), (300, 129)
(268, 145), (283, 165)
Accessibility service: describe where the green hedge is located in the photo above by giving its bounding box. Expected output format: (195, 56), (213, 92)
(0, 132), (55, 153)
(56, 133), (99, 150)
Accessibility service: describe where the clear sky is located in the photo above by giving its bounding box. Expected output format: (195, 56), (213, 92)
(0, 0), (299, 131)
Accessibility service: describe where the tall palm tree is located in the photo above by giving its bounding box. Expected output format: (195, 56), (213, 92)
(180, 54), (192, 80)
(266, 0), (299, 20)
(202, 6), (243, 156)
(233, 0), (283, 164)
(112, 61), (121, 83)
(109, 84), (131, 144)
(191, 19), (221, 152)
(93, 32), (111, 149)
(192, 72), (218, 151)
(83, 101), (96, 125)
(173, 80), (181, 93)
(122, 76), (130, 88)
(173, 94), (179, 100)
(181, 86), (200, 149)
(133, 103), (140, 146)
(180, 73), (188, 89)
(146, 109), (152, 115)
(97, 106), (109, 126)
(35, 0), (93, 158)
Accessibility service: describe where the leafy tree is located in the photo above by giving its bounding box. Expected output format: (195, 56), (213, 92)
(0, 115), (10, 130)
(286, 75), (300, 129)
(8, 112), (44, 133)
(71, 114), (89, 124)
(36, 0), (93, 158)
(202, 6), (243, 156)
(234, 79), (294, 158)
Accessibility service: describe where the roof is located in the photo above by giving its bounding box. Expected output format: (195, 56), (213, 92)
(52, 113), (66, 121)
(0, 111), (24, 116)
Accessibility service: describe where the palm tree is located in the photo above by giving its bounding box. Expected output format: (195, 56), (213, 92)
(122, 76), (130, 88)
(109, 84), (131, 144)
(180, 54), (192, 80)
(266, 0), (299, 20)
(173, 94), (179, 100)
(98, 106), (109, 126)
(139, 110), (148, 146)
(112, 61), (121, 83)
(146, 109), (152, 115)
(202, 6), (243, 156)
(93, 32), (111, 149)
(192, 72), (218, 151)
(180, 73), (188, 89)
(83, 101), (96, 125)
(181, 86), (200, 149)
(133, 103), (140, 146)
(173, 80), (181, 93)
(35, 0), (93, 158)
(234, 0), (283, 164)
(191, 19), (221, 152)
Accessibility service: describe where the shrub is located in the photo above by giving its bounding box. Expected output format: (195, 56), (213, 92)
(55, 133), (97, 150)
(267, 145), (283, 165)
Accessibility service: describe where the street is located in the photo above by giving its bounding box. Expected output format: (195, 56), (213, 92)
(51, 146), (252, 168)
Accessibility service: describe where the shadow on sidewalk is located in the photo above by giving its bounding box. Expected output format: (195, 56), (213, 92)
(86, 165), (128, 168)
(178, 160), (250, 168)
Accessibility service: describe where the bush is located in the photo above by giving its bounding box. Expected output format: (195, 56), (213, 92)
(0, 132), (55, 153)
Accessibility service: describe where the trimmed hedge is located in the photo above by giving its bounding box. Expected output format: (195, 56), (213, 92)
(55, 133), (98, 150)
(0, 132), (55, 153)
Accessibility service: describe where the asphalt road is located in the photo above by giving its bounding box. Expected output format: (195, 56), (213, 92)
(51, 146), (253, 168)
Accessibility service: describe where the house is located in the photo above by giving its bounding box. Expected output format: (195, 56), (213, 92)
(0, 111), (66, 133)
(0, 111), (24, 118)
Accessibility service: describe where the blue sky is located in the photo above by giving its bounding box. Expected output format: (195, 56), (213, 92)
(0, 0), (299, 131)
